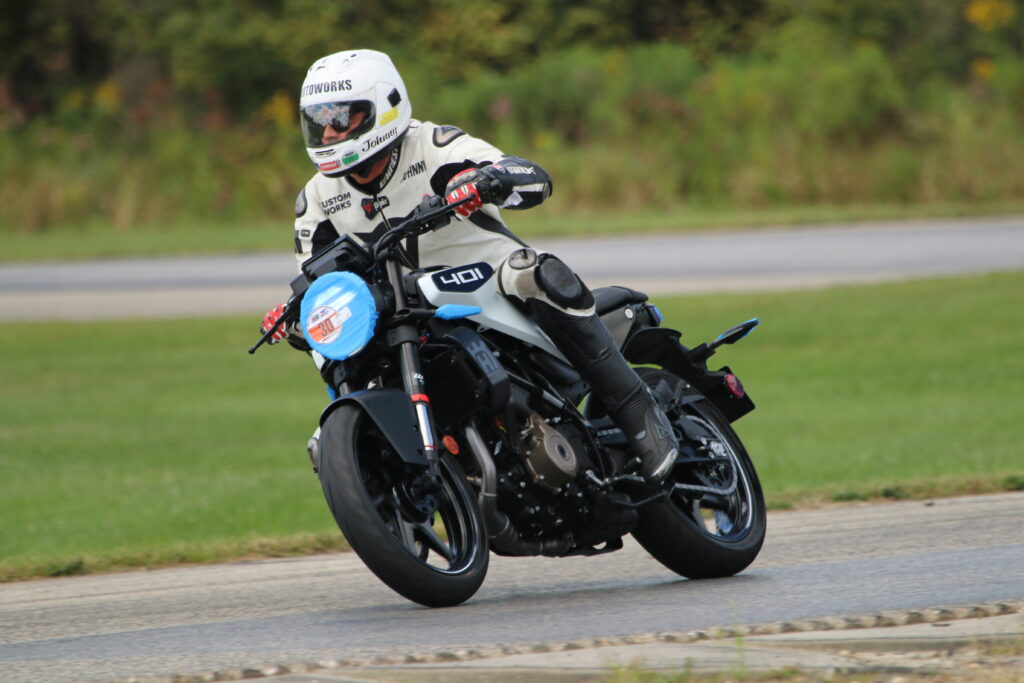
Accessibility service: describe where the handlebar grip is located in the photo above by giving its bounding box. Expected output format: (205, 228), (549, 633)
(248, 296), (299, 354)
(405, 193), (474, 236)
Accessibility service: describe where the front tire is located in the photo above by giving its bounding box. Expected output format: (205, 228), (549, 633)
(632, 368), (766, 579)
(318, 403), (489, 607)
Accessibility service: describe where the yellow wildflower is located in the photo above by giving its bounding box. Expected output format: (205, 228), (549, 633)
(971, 57), (996, 81)
(261, 90), (295, 129)
(94, 80), (122, 114)
(965, 0), (1016, 32)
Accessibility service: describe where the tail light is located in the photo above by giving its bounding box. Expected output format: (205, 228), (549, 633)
(725, 373), (745, 399)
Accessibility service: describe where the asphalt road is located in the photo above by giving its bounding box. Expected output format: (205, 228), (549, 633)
(1, 493), (1021, 681)
(2, 215), (1023, 320)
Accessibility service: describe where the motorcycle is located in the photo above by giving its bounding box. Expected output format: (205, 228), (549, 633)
(251, 194), (765, 607)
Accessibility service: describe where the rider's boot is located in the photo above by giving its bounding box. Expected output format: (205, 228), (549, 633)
(529, 301), (679, 483)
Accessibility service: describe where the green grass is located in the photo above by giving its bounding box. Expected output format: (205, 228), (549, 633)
(0, 318), (341, 580)
(4, 201), (1024, 262)
(1, 271), (1022, 580)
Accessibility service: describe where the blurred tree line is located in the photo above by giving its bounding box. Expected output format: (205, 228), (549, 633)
(2, 0), (772, 121)
(1, 0), (1022, 231)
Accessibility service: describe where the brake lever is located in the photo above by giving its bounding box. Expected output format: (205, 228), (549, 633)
(248, 296), (299, 354)
(408, 193), (475, 234)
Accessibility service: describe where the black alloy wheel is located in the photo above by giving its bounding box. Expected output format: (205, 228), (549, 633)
(318, 403), (489, 606)
(631, 367), (767, 579)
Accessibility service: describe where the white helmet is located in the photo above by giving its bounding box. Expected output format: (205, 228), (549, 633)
(299, 50), (412, 177)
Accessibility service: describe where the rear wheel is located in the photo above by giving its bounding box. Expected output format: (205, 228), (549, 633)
(318, 403), (488, 606)
(632, 368), (766, 579)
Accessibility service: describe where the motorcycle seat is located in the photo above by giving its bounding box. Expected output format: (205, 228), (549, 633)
(592, 286), (648, 315)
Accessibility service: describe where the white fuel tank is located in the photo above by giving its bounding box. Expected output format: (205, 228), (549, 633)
(416, 262), (567, 361)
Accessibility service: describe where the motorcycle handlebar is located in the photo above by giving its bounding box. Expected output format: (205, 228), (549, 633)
(249, 193), (473, 354)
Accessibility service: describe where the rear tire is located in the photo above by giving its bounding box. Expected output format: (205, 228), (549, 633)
(318, 403), (489, 607)
(631, 368), (766, 579)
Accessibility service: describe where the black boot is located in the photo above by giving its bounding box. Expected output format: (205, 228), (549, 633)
(530, 302), (678, 482)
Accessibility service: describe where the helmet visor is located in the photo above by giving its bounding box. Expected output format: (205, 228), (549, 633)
(300, 100), (376, 148)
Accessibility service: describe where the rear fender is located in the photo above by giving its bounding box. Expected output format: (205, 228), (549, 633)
(319, 389), (428, 466)
(623, 327), (755, 423)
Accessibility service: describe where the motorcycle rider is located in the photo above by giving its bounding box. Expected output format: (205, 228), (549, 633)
(261, 49), (678, 483)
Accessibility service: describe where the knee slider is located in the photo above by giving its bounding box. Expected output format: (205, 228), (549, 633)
(534, 254), (594, 310)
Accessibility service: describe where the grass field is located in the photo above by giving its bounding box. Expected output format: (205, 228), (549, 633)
(1, 271), (1022, 581)
(4, 201), (1024, 262)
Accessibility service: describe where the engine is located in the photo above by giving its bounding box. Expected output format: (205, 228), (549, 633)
(488, 383), (637, 548)
(520, 412), (578, 490)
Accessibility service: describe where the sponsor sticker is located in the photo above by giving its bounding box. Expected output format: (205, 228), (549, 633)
(306, 304), (353, 344)
(342, 151), (359, 164)
(361, 196), (390, 219)
(318, 160), (341, 171)
(379, 107), (398, 125)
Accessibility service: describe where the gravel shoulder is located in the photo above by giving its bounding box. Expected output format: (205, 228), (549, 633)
(180, 602), (1024, 681)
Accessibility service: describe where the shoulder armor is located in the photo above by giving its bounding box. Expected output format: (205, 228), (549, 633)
(295, 187), (308, 217)
(432, 125), (466, 148)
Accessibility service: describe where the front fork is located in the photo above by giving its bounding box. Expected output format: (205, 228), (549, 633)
(385, 259), (442, 477)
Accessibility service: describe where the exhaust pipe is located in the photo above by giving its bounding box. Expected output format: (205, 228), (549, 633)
(463, 423), (570, 557)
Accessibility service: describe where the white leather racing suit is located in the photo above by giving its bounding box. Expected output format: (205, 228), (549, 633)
(293, 119), (552, 274)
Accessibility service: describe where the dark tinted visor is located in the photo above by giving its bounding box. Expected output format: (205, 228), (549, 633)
(300, 100), (376, 148)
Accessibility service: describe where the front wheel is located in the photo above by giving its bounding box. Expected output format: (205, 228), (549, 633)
(318, 403), (489, 607)
(632, 368), (766, 579)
